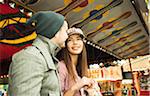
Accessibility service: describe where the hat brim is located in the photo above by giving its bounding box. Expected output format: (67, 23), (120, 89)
(68, 33), (84, 38)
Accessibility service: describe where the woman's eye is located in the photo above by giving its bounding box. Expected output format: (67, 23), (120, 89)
(77, 38), (82, 40)
(67, 39), (72, 42)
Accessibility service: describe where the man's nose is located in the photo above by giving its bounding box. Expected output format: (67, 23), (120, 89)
(66, 32), (68, 38)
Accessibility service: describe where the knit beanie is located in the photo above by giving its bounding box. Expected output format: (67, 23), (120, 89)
(27, 11), (64, 39)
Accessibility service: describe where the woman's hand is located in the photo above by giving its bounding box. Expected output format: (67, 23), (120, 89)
(84, 87), (95, 96)
(84, 80), (103, 96)
(73, 77), (94, 91)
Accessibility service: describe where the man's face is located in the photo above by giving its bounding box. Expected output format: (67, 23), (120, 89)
(55, 21), (69, 48)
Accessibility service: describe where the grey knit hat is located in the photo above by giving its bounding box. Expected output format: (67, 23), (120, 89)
(27, 11), (64, 39)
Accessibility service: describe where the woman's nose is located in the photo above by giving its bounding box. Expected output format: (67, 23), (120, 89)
(73, 40), (78, 44)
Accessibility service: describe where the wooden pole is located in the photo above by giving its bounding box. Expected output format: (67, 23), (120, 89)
(128, 58), (134, 85)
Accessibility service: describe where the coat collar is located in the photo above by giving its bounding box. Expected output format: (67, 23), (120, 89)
(38, 35), (61, 57)
(32, 35), (61, 69)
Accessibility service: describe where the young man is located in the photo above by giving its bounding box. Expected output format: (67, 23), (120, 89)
(8, 11), (69, 96)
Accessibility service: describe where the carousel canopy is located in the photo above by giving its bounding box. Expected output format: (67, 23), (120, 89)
(11, 0), (149, 59)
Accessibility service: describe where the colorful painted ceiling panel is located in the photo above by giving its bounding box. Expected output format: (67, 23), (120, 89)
(5, 0), (150, 59)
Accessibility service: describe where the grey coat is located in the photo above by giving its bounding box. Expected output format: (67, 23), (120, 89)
(8, 35), (61, 96)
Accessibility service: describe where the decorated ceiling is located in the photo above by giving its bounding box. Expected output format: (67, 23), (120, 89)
(13, 0), (149, 59)
(0, 0), (149, 73)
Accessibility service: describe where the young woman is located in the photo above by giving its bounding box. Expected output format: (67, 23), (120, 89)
(57, 28), (102, 96)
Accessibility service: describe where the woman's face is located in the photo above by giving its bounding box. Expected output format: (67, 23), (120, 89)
(67, 34), (84, 55)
